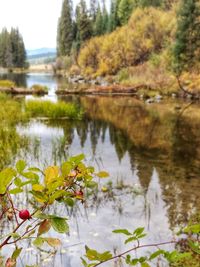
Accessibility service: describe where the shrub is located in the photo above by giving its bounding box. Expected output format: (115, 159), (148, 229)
(30, 84), (49, 94)
(0, 80), (16, 88)
(78, 7), (176, 77)
(25, 100), (83, 119)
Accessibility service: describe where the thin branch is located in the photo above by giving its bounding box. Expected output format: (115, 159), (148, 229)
(176, 76), (195, 97)
(7, 193), (19, 226)
(93, 241), (176, 267)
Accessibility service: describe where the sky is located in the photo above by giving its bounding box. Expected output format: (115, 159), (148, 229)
(0, 0), (82, 50)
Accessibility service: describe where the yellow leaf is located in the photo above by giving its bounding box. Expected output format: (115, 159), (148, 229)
(45, 238), (61, 247)
(32, 184), (44, 192)
(45, 166), (59, 185)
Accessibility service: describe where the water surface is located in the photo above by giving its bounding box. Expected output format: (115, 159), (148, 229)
(0, 73), (200, 266)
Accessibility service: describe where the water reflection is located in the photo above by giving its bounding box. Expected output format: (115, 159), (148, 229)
(15, 96), (200, 235)
(0, 73), (200, 265)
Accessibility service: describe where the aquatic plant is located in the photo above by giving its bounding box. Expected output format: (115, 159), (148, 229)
(25, 100), (83, 119)
(30, 84), (49, 94)
(0, 80), (16, 88)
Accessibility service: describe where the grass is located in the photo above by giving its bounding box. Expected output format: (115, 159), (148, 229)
(25, 100), (83, 119)
(0, 93), (27, 124)
(0, 93), (29, 168)
(30, 84), (49, 94)
(0, 80), (16, 88)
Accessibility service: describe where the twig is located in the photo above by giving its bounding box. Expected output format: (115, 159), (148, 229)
(93, 241), (176, 267)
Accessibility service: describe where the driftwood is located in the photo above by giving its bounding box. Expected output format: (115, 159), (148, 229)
(56, 84), (153, 95)
(0, 87), (47, 95)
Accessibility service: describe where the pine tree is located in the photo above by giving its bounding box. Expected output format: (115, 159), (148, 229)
(94, 4), (104, 35)
(0, 28), (9, 67)
(174, 0), (200, 73)
(118, 0), (134, 25)
(138, 0), (162, 7)
(0, 28), (26, 68)
(57, 0), (73, 56)
(108, 0), (119, 32)
(102, 0), (109, 33)
(90, 0), (98, 21)
(76, 0), (92, 44)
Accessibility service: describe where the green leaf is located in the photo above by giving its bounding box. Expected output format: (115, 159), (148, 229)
(85, 247), (98, 261)
(65, 198), (74, 207)
(28, 167), (42, 173)
(22, 172), (39, 180)
(98, 251), (112, 261)
(81, 257), (88, 267)
(112, 229), (132, 236)
(86, 181), (98, 189)
(96, 171), (109, 178)
(188, 240), (200, 254)
(70, 154), (85, 164)
(141, 263), (150, 267)
(11, 247), (22, 260)
(125, 236), (137, 244)
(10, 233), (20, 239)
(0, 168), (16, 194)
(14, 177), (22, 187)
(149, 250), (165, 260)
(50, 217), (69, 233)
(133, 227), (145, 236)
(33, 237), (45, 248)
(131, 259), (139, 265)
(61, 162), (72, 177)
(138, 257), (147, 263)
(9, 188), (23, 194)
(16, 160), (26, 173)
(184, 224), (200, 234)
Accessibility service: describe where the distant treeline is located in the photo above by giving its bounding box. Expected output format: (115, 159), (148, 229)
(0, 28), (27, 69)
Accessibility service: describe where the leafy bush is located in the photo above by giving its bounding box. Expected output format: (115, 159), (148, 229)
(0, 80), (16, 88)
(78, 7), (175, 77)
(30, 84), (49, 94)
(0, 156), (109, 266)
(25, 100), (83, 119)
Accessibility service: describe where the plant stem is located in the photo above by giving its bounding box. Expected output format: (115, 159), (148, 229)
(93, 241), (177, 267)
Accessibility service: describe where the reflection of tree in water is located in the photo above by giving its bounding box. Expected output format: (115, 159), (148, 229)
(172, 116), (198, 170)
(0, 73), (27, 87)
(78, 96), (200, 229)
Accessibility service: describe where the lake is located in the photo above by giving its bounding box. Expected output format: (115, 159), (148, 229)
(0, 73), (200, 266)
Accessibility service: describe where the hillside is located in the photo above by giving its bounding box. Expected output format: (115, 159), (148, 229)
(27, 48), (56, 64)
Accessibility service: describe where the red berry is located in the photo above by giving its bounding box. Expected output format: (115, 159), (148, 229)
(75, 191), (84, 198)
(19, 209), (31, 220)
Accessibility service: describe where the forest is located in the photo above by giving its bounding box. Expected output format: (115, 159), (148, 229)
(56, 0), (200, 95)
(0, 28), (27, 69)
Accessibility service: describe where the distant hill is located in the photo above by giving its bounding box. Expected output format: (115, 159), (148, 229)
(26, 48), (56, 64)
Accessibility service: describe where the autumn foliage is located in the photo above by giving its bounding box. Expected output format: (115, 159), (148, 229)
(78, 8), (175, 77)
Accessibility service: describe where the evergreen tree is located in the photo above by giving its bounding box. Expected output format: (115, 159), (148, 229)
(94, 4), (104, 35)
(57, 0), (73, 56)
(0, 28), (26, 68)
(174, 0), (200, 73)
(108, 0), (120, 32)
(102, 0), (109, 33)
(76, 0), (92, 44)
(10, 28), (26, 68)
(118, 0), (134, 25)
(138, 0), (162, 7)
(90, 0), (98, 21)
(0, 28), (9, 67)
